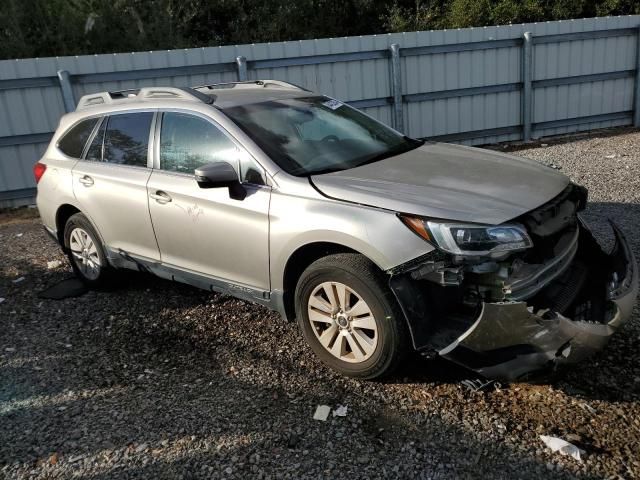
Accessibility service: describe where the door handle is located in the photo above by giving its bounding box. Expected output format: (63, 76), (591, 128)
(150, 191), (172, 204)
(78, 175), (94, 187)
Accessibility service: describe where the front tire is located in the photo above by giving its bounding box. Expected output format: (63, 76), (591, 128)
(295, 253), (409, 379)
(64, 213), (111, 287)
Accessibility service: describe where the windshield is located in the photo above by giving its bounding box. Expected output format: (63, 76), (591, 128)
(219, 96), (423, 176)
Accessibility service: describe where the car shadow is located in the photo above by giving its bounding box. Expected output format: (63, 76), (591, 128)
(0, 265), (589, 479)
(2, 208), (638, 477)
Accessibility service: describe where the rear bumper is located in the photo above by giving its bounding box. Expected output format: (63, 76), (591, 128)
(439, 221), (637, 380)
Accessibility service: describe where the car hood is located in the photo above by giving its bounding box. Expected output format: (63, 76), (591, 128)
(310, 142), (569, 225)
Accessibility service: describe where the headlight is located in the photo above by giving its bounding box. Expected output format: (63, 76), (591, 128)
(400, 215), (533, 257)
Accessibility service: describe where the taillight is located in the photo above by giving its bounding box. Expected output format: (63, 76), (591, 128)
(33, 162), (47, 183)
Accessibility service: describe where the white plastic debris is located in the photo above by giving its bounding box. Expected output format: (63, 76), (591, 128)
(605, 154), (616, 159)
(12, 277), (25, 284)
(539, 435), (585, 461)
(333, 405), (348, 417)
(15, 233), (23, 237)
(313, 405), (331, 421)
(47, 260), (63, 269)
(0, 297), (5, 304)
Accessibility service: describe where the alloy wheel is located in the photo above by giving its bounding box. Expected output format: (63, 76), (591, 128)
(69, 227), (102, 280)
(307, 281), (378, 363)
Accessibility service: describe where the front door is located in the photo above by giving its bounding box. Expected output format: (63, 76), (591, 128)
(146, 111), (271, 291)
(72, 111), (160, 261)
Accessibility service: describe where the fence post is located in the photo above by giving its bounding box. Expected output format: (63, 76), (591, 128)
(634, 26), (640, 128)
(57, 70), (76, 112)
(522, 32), (533, 141)
(236, 56), (248, 82)
(389, 43), (404, 133)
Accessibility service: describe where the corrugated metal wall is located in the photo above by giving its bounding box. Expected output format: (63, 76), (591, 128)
(1, 15), (639, 207)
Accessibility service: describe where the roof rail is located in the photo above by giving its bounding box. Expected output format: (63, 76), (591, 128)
(76, 86), (213, 111)
(193, 80), (310, 92)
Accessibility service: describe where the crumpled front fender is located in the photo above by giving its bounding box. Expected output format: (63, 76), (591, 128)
(438, 221), (638, 381)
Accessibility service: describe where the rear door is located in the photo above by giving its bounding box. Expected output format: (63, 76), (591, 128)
(72, 111), (160, 261)
(146, 111), (271, 290)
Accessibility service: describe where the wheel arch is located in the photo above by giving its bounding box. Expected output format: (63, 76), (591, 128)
(55, 203), (106, 254)
(280, 241), (381, 322)
(55, 203), (82, 249)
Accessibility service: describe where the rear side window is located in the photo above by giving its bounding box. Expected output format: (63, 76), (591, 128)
(102, 112), (153, 167)
(159, 112), (238, 174)
(57, 118), (99, 158)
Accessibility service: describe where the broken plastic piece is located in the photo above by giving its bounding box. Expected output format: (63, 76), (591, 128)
(461, 378), (495, 392)
(411, 261), (463, 286)
(313, 405), (331, 421)
(333, 405), (348, 417)
(539, 435), (585, 461)
(12, 277), (25, 284)
(47, 260), (63, 269)
(38, 278), (88, 300)
(0, 297), (5, 304)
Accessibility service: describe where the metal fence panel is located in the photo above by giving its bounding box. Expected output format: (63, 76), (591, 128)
(1, 15), (639, 206)
(529, 16), (638, 137)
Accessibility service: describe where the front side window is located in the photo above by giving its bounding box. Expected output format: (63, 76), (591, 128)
(102, 112), (153, 167)
(58, 117), (99, 158)
(159, 112), (239, 174)
(220, 96), (423, 176)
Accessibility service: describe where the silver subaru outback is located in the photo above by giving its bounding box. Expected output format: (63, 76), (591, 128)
(35, 80), (638, 381)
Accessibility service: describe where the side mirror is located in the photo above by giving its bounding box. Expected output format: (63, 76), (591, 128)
(195, 161), (238, 188)
(194, 161), (246, 200)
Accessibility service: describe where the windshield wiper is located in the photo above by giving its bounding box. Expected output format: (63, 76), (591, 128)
(305, 166), (344, 176)
(307, 138), (425, 177)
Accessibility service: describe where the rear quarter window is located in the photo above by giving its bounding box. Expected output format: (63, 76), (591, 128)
(57, 118), (99, 158)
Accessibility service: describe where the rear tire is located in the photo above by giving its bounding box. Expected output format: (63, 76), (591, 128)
(64, 213), (111, 288)
(295, 253), (409, 379)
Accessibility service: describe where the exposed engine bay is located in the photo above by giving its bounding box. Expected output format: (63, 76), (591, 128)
(389, 184), (638, 380)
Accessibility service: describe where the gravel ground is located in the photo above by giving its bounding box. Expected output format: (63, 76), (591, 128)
(2, 128), (640, 479)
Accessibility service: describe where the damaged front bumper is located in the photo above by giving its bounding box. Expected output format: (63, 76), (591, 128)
(392, 221), (638, 381)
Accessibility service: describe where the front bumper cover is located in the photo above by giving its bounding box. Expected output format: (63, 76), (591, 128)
(393, 221), (638, 381)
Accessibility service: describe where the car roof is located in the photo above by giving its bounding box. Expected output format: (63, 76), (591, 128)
(74, 80), (315, 112)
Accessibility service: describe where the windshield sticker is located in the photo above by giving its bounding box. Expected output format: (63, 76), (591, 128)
(322, 98), (343, 110)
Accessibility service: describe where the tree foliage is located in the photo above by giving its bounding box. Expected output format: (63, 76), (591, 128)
(1, 0), (638, 60)
(385, 0), (639, 31)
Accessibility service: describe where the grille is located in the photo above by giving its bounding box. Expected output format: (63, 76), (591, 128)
(546, 260), (588, 313)
(518, 183), (587, 263)
(509, 227), (579, 301)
